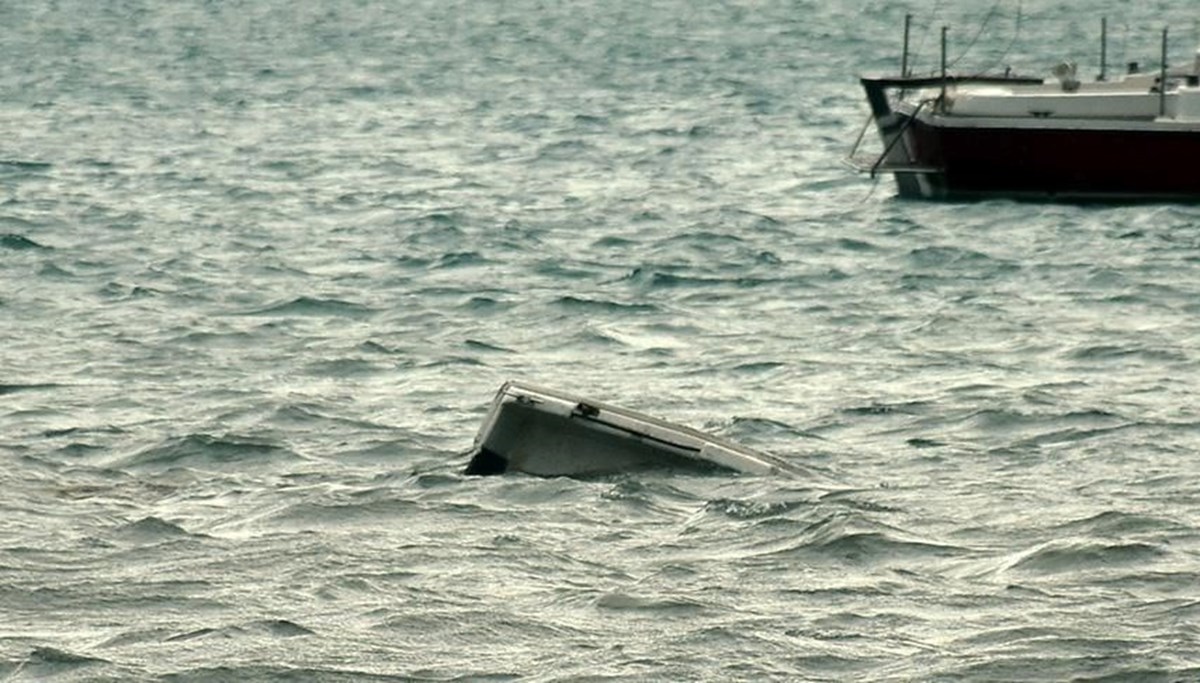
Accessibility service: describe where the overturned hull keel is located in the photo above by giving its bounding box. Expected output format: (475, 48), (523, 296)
(465, 381), (802, 477)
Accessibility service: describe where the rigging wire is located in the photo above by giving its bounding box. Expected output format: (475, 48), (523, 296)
(905, 0), (1024, 77)
(970, 0), (1023, 76)
(945, 0), (1006, 70)
(908, 0), (945, 75)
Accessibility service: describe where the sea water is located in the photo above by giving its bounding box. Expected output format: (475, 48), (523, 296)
(3, 0), (1200, 680)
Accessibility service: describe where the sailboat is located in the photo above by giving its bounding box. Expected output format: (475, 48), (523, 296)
(851, 16), (1200, 201)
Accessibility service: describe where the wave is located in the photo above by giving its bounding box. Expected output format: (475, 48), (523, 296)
(552, 295), (658, 314)
(631, 270), (776, 290)
(0, 383), (60, 395)
(724, 415), (826, 443)
(463, 338), (514, 353)
(242, 296), (379, 318)
(1004, 539), (1167, 575)
(36, 261), (82, 279)
(593, 591), (708, 613)
(263, 496), (425, 530)
(656, 230), (750, 249)
(817, 490), (905, 514)
(533, 260), (602, 280)
(727, 360), (787, 375)
(534, 138), (597, 162)
(572, 112), (610, 128)
(158, 665), (425, 682)
(933, 656), (1186, 683)
(942, 407), (1128, 441)
(907, 244), (1003, 269)
(1051, 510), (1183, 538)
(842, 400), (933, 417)
(1, 647), (125, 681)
(808, 530), (964, 563)
(301, 357), (386, 378)
(172, 329), (259, 347)
(0, 159), (52, 174)
(165, 619), (315, 642)
(432, 251), (487, 269)
(26, 646), (108, 666)
(112, 516), (204, 544)
(1066, 344), (1188, 362)
(728, 506), (965, 565)
(119, 433), (302, 471)
(1, 233), (49, 250)
(835, 237), (879, 252)
(705, 496), (810, 520)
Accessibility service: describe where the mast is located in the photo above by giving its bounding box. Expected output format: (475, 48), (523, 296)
(1098, 17), (1108, 81)
(901, 13), (912, 77)
(939, 26), (948, 110)
(1160, 27), (1169, 118)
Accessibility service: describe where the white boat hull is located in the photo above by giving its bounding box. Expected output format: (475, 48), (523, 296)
(465, 381), (803, 477)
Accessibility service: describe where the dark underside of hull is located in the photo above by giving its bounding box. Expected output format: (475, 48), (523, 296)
(894, 118), (1200, 202)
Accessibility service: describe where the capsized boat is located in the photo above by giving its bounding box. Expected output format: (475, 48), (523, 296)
(464, 380), (804, 477)
(850, 18), (1200, 201)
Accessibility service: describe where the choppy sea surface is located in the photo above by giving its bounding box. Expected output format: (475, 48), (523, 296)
(4, 1), (1200, 680)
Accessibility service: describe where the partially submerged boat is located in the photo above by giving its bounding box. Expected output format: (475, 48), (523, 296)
(464, 381), (803, 477)
(850, 18), (1200, 201)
